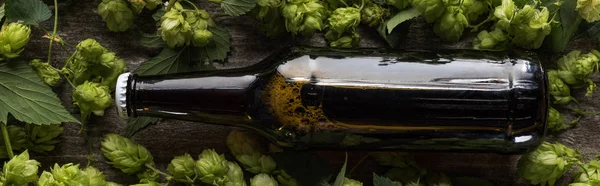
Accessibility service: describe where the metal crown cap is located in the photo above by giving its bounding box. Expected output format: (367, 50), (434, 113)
(115, 72), (131, 119)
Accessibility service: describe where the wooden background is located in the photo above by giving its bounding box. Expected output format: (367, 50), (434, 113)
(19, 0), (600, 185)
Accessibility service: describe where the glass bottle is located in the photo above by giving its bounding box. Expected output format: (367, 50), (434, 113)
(115, 47), (548, 153)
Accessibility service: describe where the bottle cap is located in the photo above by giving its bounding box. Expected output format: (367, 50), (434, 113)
(115, 72), (130, 119)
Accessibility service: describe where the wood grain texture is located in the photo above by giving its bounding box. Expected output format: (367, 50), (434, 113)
(18, 0), (600, 185)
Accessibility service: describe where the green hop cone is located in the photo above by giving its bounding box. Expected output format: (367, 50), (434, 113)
(129, 0), (146, 14)
(384, 167), (425, 184)
(224, 161), (246, 186)
(575, 160), (600, 183)
(95, 52), (128, 90)
(273, 170), (298, 186)
(37, 171), (59, 186)
(433, 6), (469, 42)
(137, 165), (159, 181)
(73, 81), (113, 117)
(548, 70), (577, 105)
(50, 163), (86, 184)
(387, 0), (411, 10)
(510, 6), (552, 49)
(517, 142), (581, 186)
(160, 5), (193, 48)
(2, 151), (40, 185)
(0, 125), (27, 151)
(192, 29), (213, 47)
(83, 166), (110, 185)
(329, 32), (360, 48)
(282, 0), (326, 37)
(570, 180), (600, 186)
(425, 172), (452, 186)
(145, 0), (162, 10)
(133, 179), (164, 186)
(76, 39), (107, 62)
(460, 0), (487, 22)
(27, 124), (64, 153)
(195, 149), (229, 185)
(29, 59), (61, 86)
(577, 0), (600, 22)
(97, 0), (135, 32)
(411, 0), (445, 23)
(547, 107), (564, 132)
(473, 28), (508, 50)
(493, 0), (515, 31)
(0, 23), (31, 58)
(343, 177), (363, 186)
(361, 3), (387, 27)
(328, 7), (361, 35)
(227, 130), (263, 156)
(557, 50), (600, 94)
(250, 173), (278, 186)
(101, 133), (154, 174)
(167, 153), (197, 182)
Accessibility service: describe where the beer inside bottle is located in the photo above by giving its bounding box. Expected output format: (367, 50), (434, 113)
(115, 47), (548, 153)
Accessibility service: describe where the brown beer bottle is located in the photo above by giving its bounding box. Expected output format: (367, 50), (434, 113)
(115, 47), (548, 153)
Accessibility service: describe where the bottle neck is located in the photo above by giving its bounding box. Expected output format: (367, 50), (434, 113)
(127, 72), (263, 122)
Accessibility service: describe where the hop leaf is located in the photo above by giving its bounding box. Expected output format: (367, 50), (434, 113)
(574, 160), (600, 183)
(411, 0), (445, 23)
(97, 0), (135, 32)
(250, 173), (278, 186)
(72, 81), (113, 118)
(328, 7), (361, 36)
(473, 28), (508, 50)
(517, 142), (581, 186)
(160, 6), (193, 48)
(27, 124), (64, 153)
(343, 177), (363, 186)
(101, 133), (154, 174)
(0, 22), (31, 58)
(224, 161), (246, 186)
(167, 153), (197, 182)
(433, 6), (469, 42)
(2, 150), (39, 185)
(195, 149), (229, 185)
(548, 70), (577, 104)
(29, 59), (61, 86)
(576, 0), (600, 22)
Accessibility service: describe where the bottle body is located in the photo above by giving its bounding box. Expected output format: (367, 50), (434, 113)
(118, 47), (548, 153)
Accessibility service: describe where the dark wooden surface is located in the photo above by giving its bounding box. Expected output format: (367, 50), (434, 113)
(19, 0), (600, 185)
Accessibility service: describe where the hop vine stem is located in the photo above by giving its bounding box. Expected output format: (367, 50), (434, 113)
(1, 124), (14, 159)
(47, 0), (59, 64)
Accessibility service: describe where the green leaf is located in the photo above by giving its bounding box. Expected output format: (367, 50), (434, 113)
(0, 4), (5, 21)
(542, 0), (581, 52)
(125, 117), (160, 138)
(0, 61), (79, 125)
(451, 176), (494, 186)
(221, 0), (257, 16)
(270, 151), (333, 186)
(386, 7), (420, 34)
(135, 47), (194, 75)
(5, 0), (52, 25)
(378, 18), (412, 48)
(195, 26), (232, 61)
(137, 32), (166, 48)
(373, 173), (402, 186)
(332, 153), (348, 186)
